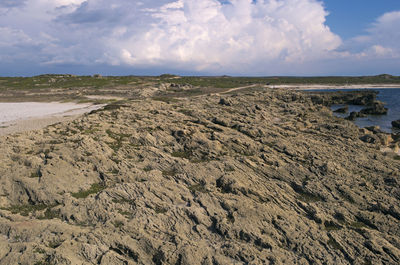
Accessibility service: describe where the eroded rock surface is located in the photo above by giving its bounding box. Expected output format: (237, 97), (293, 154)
(392, 120), (400, 129)
(0, 88), (399, 264)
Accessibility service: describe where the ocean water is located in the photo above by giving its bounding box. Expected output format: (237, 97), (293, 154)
(313, 88), (400, 133)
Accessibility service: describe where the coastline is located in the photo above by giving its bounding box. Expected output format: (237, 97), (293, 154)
(272, 84), (400, 90)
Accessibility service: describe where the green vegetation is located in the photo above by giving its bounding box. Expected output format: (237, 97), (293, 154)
(0, 75), (141, 90)
(157, 74), (400, 88)
(37, 208), (60, 220)
(106, 129), (131, 152)
(1, 204), (47, 216)
(1, 74), (399, 96)
(0, 203), (60, 219)
(113, 197), (136, 205)
(71, 183), (106, 199)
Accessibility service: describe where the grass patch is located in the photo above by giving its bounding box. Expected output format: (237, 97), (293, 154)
(71, 183), (106, 199)
(1, 204), (47, 216)
(106, 129), (131, 152)
(37, 207), (60, 220)
(113, 197), (136, 205)
(394, 155), (400, 160)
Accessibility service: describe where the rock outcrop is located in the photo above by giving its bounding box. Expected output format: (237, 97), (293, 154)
(333, 106), (349, 113)
(360, 102), (388, 115)
(0, 88), (399, 265)
(309, 90), (377, 106)
(346, 111), (366, 121)
(392, 120), (400, 129)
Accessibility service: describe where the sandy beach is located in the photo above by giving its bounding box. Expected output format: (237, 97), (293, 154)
(0, 102), (104, 136)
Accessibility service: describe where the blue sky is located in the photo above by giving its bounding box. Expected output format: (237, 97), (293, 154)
(0, 0), (399, 76)
(324, 0), (400, 39)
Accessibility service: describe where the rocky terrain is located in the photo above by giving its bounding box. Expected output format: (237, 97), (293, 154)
(0, 87), (400, 264)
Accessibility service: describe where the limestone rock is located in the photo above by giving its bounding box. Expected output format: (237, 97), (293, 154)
(392, 119), (400, 129)
(0, 88), (399, 264)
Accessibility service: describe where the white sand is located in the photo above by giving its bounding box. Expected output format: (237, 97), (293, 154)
(0, 102), (104, 136)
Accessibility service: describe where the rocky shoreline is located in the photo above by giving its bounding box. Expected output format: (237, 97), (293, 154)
(307, 90), (399, 151)
(0, 88), (399, 264)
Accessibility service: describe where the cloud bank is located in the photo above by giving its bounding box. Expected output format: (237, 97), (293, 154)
(0, 0), (399, 75)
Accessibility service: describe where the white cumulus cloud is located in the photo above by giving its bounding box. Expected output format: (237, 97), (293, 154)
(0, 0), (399, 75)
(342, 11), (400, 59)
(109, 0), (342, 73)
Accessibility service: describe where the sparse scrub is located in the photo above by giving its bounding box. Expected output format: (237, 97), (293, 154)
(71, 183), (106, 199)
(1, 204), (47, 216)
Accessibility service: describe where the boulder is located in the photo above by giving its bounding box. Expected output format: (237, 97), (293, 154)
(360, 134), (380, 144)
(219, 98), (233, 106)
(346, 111), (366, 121)
(333, 106), (348, 113)
(392, 120), (400, 129)
(377, 133), (393, 146)
(360, 102), (388, 115)
(365, 126), (381, 134)
(392, 133), (400, 142)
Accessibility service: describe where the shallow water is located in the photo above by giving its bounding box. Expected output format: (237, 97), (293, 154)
(312, 88), (400, 133)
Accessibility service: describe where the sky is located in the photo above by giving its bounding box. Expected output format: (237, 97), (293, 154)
(0, 0), (399, 76)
